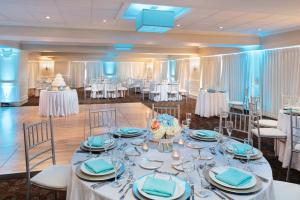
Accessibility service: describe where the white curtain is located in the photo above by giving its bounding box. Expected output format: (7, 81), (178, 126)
(27, 61), (39, 89)
(70, 62), (85, 88)
(86, 62), (103, 84)
(176, 59), (190, 90)
(130, 62), (146, 79)
(261, 47), (300, 118)
(201, 56), (222, 89)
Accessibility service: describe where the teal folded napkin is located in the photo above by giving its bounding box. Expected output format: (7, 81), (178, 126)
(120, 128), (140, 134)
(231, 143), (253, 155)
(142, 176), (176, 197)
(84, 159), (114, 174)
(215, 168), (252, 186)
(196, 130), (216, 138)
(87, 136), (104, 147)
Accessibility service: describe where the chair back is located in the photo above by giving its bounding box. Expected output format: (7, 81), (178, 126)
(290, 110), (300, 152)
(249, 97), (262, 118)
(23, 117), (56, 180)
(219, 111), (251, 141)
(89, 107), (117, 135)
(152, 104), (180, 121)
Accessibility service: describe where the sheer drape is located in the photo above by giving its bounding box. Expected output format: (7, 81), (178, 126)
(201, 56), (222, 89)
(27, 61), (39, 89)
(131, 62), (146, 79)
(86, 62), (103, 84)
(261, 47), (300, 118)
(176, 59), (190, 90)
(70, 62), (85, 88)
(117, 62), (132, 82)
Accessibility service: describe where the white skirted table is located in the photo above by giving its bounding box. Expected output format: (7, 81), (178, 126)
(195, 90), (229, 117)
(39, 89), (79, 117)
(153, 84), (182, 102)
(67, 136), (274, 200)
(276, 110), (300, 171)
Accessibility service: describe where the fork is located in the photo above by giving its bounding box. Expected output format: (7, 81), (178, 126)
(91, 181), (110, 190)
(118, 174), (133, 193)
(120, 183), (133, 200)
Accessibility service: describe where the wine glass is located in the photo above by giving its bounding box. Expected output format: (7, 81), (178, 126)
(222, 142), (235, 166)
(181, 120), (188, 136)
(87, 136), (94, 158)
(110, 151), (122, 188)
(196, 160), (211, 198)
(243, 138), (253, 171)
(186, 113), (192, 128)
(225, 121), (233, 138)
(182, 158), (195, 184)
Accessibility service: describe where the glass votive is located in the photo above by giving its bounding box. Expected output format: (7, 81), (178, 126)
(142, 143), (149, 152)
(178, 138), (185, 145)
(172, 150), (181, 160)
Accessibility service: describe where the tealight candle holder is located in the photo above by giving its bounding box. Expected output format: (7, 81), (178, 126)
(172, 150), (180, 160)
(178, 138), (185, 145)
(142, 143), (149, 152)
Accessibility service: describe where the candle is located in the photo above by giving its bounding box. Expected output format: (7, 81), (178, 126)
(142, 143), (149, 152)
(178, 138), (185, 145)
(172, 150), (180, 160)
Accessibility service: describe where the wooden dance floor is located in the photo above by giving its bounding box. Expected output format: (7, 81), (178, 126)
(0, 103), (151, 176)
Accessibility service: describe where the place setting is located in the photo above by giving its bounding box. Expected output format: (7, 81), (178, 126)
(189, 129), (219, 142)
(79, 134), (117, 153)
(112, 127), (147, 138)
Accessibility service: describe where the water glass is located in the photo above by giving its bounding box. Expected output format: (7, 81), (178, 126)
(87, 136), (93, 158)
(186, 113), (192, 128)
(225, 121), (233, 137)
(110, 152), (122, 188)
(244, 138), (254, 171)
(196, 160), (211, 198)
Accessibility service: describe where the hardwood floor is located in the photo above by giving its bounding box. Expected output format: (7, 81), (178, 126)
(0, 103), (151, 175)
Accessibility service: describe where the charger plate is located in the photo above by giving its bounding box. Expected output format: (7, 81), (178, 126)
(75, 163), (125, 182)
(79, 141), (117, 153)
(113, 128), (146, 138)
(226, 146), (263, 160)
(189, 131), (217, 142)
(132, 174), (191, 200)
(204, 169), (263, 194)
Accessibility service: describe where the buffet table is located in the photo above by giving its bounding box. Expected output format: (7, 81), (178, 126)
(195, 90), (229, 117)
(39, 89), (79, 117)
(276, 110), (300, 171)
(67, 133), (274, 200)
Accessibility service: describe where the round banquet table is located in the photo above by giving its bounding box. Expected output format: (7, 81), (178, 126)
(153, 84), (182, 102)
(39, 89), (79, 117)
(276, 110), (300, 171)
(195, 90), (229, 117)
(67, 134), (275, 200)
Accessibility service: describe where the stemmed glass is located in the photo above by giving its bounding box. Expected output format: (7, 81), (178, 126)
(110, 150), (122, 188)
(87, 136), (94, 158)
(181, 120), (189, 137)
(186, 113), (192, 128)
(195, 160), (211, 198)
(225, 121), (233, 138)
(221, 142), (235, 166)
(243, 138), (254, 171)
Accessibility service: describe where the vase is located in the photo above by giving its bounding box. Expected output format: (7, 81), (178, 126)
(158, 138), (173, 153)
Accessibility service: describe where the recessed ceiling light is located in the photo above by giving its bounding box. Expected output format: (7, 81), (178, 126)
(258, 28), (262, 31)
(102, 19), (107, 23)
(45, 16), (51, 19)
(176, 24), (181, 27)
(219, 26), (223, 29)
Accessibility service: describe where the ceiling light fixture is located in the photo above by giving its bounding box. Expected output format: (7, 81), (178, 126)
(258, 28), (262, 31)
(219, 26), (223, 29)
(102, 19), (107, 23)
(45, 16), (51, 19)
(176, 24), (181, 27)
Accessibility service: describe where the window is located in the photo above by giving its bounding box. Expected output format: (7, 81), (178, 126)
(167, 60), (176, 82)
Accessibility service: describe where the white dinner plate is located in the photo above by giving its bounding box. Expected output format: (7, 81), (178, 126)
(83, 139), (114, 149)
(80, 158), (116, 176)
(209, 166), (257, 190)
(136, 174), (186, 200)
(139, 158), (163, 170)
(191, 130), (217, 139)
(226, 145), (258, 157)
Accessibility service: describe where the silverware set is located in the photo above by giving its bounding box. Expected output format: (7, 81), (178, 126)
(120, 183), (133, 200)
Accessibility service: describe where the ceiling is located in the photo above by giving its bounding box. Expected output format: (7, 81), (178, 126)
(0, 0), (300, 59)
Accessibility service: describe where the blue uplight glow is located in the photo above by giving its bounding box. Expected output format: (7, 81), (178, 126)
(123, 3), (190, 20)
(114, 44), (134, 51)
(103, 62), (117, 77)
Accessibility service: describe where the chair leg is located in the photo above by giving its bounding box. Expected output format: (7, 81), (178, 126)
(26, 183), (31, 200)
(258, 137), (261, 150)
(286, 151), (293, 182)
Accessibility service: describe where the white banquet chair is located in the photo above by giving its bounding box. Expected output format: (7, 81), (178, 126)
(167, 83), (179, 101)
(23, 117), (70, 200)
(250, 102), (287, 150)
(273, 180), (300, 200)
(106, 82), (118, 100)
(149, 82), (161, 101)
(140, 80), (150, 100)
(118, 82), (128, 98)
(229, 88), (249, 113)
(250, 96), (278, 128)
(179, 80), (189, 102)
(88, 107), (117, 136)
(152, 104), (180, 121)
(286, 110), (300, 181)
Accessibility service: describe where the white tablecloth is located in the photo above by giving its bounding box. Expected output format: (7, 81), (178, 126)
(153, 84), (182, 102)
(90, 83), (124, 99)
(195, 90), (229, 117)
(67, 137), (274, 200)
(39, 90), (79, 117)
(276, 110), (300, 171)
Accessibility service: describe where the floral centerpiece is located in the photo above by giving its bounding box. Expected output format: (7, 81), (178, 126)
(150, 114), (181, 152)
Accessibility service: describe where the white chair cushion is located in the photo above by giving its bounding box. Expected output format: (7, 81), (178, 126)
(179, 89), (187, 93)
(31, 164), (70, 190)
(258, 119), (278, 128)
(118, 87), (128, 91)
(295, 144), (300, 151)
(273, 180), (300, 200)
(229, 101), (244, 106)
(142, 88), (150, 92)
(251, 128), (286, 138)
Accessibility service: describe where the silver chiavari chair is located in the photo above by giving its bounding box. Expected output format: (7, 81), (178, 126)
(152, 104), (180, 121)
(249, 102), (286, 150)
(23, 117), (70, 200)
(286, 110), (300, 181)
(219, 111), (252, 142)
(249, 96), (278, 128)
(89, 107), (117, 136)
(167, 83), (180, 101)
